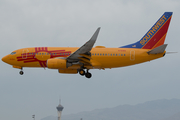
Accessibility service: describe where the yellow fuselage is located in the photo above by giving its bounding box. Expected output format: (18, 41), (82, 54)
(2, 47), (165, 70)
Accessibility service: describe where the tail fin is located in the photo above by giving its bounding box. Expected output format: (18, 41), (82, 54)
(120, 12), (173, 49)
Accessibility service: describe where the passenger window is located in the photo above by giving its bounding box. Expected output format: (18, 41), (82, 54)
(124, 54), (126, 56)
(42, 53), (44, 55)
(105, 54), (107, 56)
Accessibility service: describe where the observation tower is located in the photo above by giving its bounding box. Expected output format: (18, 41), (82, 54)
(56, 100), (64, 120)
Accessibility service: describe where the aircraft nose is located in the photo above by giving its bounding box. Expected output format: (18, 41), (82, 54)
(2, 55), (8, 63)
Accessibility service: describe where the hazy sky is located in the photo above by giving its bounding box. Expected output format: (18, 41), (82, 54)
(0, 0), (180, 120)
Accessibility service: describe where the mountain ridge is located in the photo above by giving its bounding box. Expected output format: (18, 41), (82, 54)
(41, 98), (180, 120)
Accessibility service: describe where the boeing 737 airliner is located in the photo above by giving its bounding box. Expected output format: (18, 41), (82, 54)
(2, 12), (173, 78)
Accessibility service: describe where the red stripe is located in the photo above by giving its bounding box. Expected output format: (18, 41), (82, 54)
(43, 62), (47, 67)
(49, 50), (65, 52)
(39, 62), (44, 67)
(142, 17), (171, 49)
(24, 60), (39, 63)
(35, 47), (37, 52)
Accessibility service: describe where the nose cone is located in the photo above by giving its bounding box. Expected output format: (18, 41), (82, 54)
(2, 55), (8, 63)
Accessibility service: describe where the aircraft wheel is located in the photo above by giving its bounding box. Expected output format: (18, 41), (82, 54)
(85, 72), (92, 78)
(79, 69), (85, 76)
(19, 71), (24, 75)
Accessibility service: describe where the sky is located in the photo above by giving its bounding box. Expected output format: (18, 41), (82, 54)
(0, 0), (180, 120)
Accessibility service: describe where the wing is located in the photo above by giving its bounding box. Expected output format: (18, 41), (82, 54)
(66, 27), (101, 64)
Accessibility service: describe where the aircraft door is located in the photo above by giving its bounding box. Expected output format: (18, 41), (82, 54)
(22, 49), (29, 59)
(130, 50), (135, 61)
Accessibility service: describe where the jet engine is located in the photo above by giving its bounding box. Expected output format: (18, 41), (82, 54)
(47, 58), (71, 69)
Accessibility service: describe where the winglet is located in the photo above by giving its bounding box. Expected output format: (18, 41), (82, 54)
(147, 44), (167, 54)
(80, 27), (101, 54)
(88, 27), (101, 47)
(66, 27), (100, 62)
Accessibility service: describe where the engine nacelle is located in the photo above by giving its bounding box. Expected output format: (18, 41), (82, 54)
(58, 69), (78, 74)
(47, 59), (67, 69)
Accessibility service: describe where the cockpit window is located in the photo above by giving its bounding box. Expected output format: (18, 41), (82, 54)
(11, 52), (16, 55)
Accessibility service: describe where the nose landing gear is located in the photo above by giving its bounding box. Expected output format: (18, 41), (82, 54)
(19, 71), (24, 75)
(19, 68), (24, 75)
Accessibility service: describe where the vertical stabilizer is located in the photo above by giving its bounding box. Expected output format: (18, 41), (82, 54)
(120, 12), (173, 49)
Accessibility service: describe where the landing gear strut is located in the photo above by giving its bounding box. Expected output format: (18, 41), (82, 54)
(19, 68), (24, 75)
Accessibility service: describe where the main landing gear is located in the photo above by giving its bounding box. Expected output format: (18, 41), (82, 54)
(79, 69), (92, 78)
(19, 68), (24, 75)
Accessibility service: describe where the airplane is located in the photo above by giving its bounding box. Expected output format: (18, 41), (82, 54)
(2, 12), (173, 78)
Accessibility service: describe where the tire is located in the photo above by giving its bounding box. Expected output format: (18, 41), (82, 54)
(79, 69), (85, 76)
(19, 71), (24, 75)
(85, 72), (92, 78)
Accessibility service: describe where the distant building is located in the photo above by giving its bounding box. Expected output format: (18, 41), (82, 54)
(56, 100), (64, 120)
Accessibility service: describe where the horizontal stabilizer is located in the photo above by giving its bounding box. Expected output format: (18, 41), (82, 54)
(166, 52), (178, 54)
(147, 44), (167, 54)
